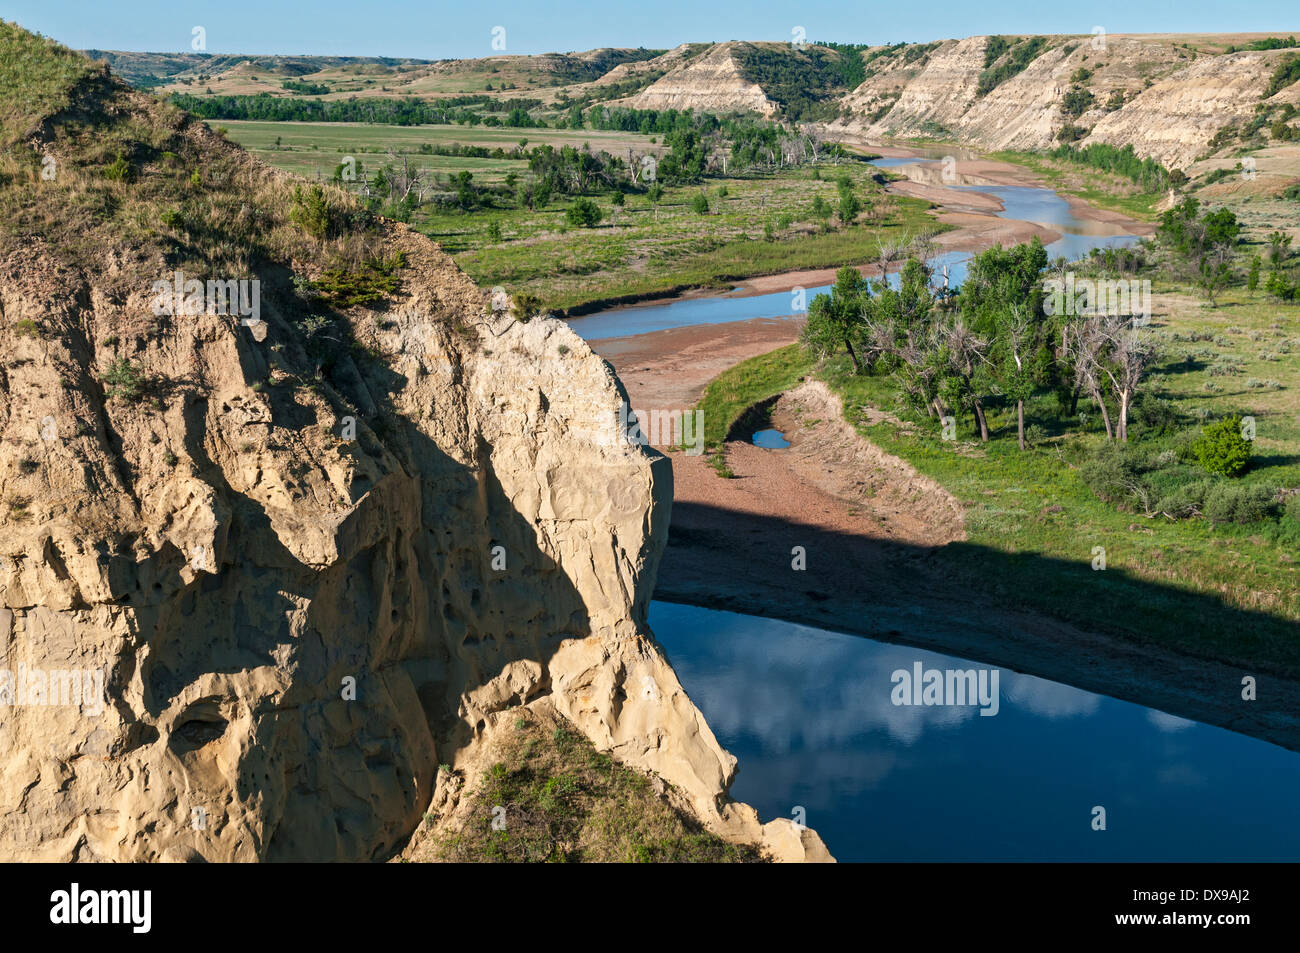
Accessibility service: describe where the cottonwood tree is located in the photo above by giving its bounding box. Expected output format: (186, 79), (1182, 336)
(935, 317), (992, 440)
(993, 303), (1041, 450)
(802, 266), (869, 373)
(1096, 318), (1156, 442)
(1061, 315), (1114, 440)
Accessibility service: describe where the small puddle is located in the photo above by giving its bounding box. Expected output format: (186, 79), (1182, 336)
(752, 429), (790, 449)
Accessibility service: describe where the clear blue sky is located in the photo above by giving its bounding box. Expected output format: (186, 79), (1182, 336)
(5, 0), (1299, 58)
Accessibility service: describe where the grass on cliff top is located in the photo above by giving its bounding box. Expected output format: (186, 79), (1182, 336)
(425, 710), (764, 863)
(0, 21), (99, 145)
(692, 285), (1300, 675)
(0, 22), (399, 283)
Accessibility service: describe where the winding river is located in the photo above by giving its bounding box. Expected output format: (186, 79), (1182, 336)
(565, 165), (1300, 861)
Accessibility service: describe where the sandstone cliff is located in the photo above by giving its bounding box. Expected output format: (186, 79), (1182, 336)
(0, 24), (828, 862)
(616, 34), (1297, 171)
(833, 36), (1299, 170)
(621, 42), (779, 117)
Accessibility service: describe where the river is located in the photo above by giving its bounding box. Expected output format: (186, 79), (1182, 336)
(569, 166), (1300, 861)
(651, 601), (1300, 861)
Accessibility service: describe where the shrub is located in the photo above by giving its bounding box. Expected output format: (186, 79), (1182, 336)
(1192, 416), (1252, 477)
(289, 184), (334, 240)
(102, 358), (146, 402)
(160, 209), (183, 230)
(510, 291), (544, 323)
(565, 197), (602, 228)
(1080, 443), (1147, 507)
(310, 251), (406, 309)
(1155, 478), (1212, 519)
(104, 151), (132, 182)
(691, 193), (709, 215)
(1203, 483), (1276, 524)
(1129, 393), (1181, 437)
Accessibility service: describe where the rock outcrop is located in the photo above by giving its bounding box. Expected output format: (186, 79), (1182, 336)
(0, 25), (829, 862)
(621, 42), (779, 117)
(831, 35), (1298, 170)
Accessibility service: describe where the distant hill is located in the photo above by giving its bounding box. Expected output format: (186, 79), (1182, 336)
(83, 33), (1300, 170)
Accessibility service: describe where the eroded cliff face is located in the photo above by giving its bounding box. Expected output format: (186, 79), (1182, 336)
(0, 34), (828, 862)
(0, 231), (826, 861)
(833, 36), (1298, 170)
(622, 35), (1295, 171)
(621, 42), (779, 117)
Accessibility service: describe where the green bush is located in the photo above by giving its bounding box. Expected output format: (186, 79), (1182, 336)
(1080, 443), (1146, 506)
(1192, 415), (1252, 477)
(1202, 483), (1276, 524)
(1155, 478), (1212, 519)
(102, 358), (146, 402)
(564, 197), (602, 228)
(691, 192), (709, 215)
(104, 151), (132, 183)
(289, 184), (334, 240)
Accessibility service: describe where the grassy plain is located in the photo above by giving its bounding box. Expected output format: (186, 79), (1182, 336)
(217, 118), (950, 311)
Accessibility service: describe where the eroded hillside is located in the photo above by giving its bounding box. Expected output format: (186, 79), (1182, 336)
(0, 23), (827, 862)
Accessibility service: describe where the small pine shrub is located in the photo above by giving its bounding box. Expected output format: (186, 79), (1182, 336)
(1192, 416), (1252, 477)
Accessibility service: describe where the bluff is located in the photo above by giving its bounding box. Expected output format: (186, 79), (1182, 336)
(0, 23), (828, 862)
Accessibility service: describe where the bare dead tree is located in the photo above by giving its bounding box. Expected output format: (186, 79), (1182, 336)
(383, 149), (428, 205)
(874, 237), (908, 283)
(1061, 316), (1113, 440)
(1096, 317), (1157, 443)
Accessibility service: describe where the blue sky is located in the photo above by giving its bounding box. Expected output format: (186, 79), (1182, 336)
(5, 1), (1299, 58)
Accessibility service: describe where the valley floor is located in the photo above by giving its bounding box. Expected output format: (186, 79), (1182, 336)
(597, 315), (1300, 753)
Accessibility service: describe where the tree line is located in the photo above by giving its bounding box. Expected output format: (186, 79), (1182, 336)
(801, 236), (1157, 449)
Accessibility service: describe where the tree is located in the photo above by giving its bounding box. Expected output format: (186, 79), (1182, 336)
(935, 317), (992, 440)
(801, 266), (869, 373)
(646, 182), (664, 219)
(1195, 247), (1233, 304)
(565, 197), (603, 228)
(992, 304), (1039, 449)
(1095, 319), (1156, 443)
(1267, 230), (1293, 268)
(1061, 315), (1115, 440)
(838, 190), (861, 226)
